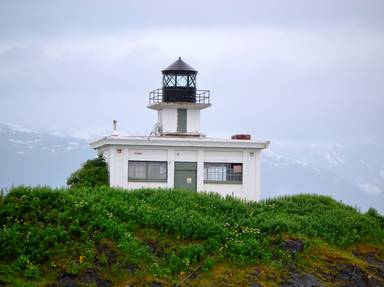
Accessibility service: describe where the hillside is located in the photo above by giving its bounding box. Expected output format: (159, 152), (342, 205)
(1, 187), (384, 286)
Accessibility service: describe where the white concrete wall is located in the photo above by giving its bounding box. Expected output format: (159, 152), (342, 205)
(106, 146), (128, 189)
(187, 109), (200, 133)
(103, 145), (262, 201)
(159, 108), (200, 134)
(204, 150), (243, 163)
(159, 109), (177, 133)
(159, 109), (177, 134)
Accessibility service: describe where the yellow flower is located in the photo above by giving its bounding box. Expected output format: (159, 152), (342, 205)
(79, 255), (85, 263)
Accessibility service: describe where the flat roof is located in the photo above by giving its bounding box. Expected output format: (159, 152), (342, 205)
(90, 135), (270, 150)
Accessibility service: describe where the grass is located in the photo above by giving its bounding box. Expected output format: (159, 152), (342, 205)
(0, 186), (383, 286)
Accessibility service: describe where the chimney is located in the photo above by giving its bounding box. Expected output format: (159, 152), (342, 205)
(112, 120), (119, 136)
(231, 134), (251, 140)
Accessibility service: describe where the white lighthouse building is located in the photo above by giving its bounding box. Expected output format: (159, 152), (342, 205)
(90, 58), (270, 201)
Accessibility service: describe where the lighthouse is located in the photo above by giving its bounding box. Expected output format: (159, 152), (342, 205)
(90, 58), (270, 201)
(148, 57), (210, 137)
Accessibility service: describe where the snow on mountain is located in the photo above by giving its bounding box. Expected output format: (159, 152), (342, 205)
(262, 140), (384, 212)
(0, 123), (96, 189)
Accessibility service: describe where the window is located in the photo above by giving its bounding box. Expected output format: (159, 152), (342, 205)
(128, 161), (167, 182)
(204, 163), (243, 184)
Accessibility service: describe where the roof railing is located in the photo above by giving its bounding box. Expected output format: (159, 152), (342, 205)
(149, 89), (210, 105)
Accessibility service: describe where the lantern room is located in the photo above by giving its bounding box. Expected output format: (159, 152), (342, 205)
(162, 57), (197, 103)
(148, 58), (211, 137)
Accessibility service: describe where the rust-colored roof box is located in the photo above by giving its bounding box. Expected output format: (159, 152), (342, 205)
(231, 134), (251, 140)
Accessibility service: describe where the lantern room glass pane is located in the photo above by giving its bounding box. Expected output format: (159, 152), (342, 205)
(176, 75), (188, 87)
(163, 75), (176, 87)
(189, 75), (196, 87)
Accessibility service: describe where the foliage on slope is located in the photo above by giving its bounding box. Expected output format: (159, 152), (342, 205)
(0, 187), (383, 286)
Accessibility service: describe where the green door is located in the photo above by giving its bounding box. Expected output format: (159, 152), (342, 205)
(177, 109), (187, 133)
(174, 162), (197, 191)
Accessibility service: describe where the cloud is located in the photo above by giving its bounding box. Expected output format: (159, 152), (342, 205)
(0, 2), (384, 143)
(357, 179), (383, 195)
(1, 1), (384, 40)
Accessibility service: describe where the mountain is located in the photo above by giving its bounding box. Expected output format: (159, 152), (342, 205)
(0, 122), (383, 213)
(0, 123), (95, 189)
(262, 140), (384, 213)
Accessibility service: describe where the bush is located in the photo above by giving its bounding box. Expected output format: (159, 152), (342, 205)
(67, 155), (109, 188)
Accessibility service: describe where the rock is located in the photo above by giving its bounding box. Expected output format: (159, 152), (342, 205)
(126, 263), (137, 274)
(282, 239), (304, 255)
(334, 264), (382, 287)
(55, 273), (77, 287)
(146, 241), (167, 257)
(189, 271), (199, 279)
(82, 270), (112, 287)
(280, 273), (320, 287)
(47, 270), (111, 287)
(96, 242), (116, 265)
(249, 269), (260, 277)
(249, 283), (261, 287)
(150, 281), (164, 287)
(95, 278), (112, 287)
(354, 249), (384, 280)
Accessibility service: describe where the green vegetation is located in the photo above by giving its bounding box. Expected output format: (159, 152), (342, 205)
(0, 187), (383, 286)
(66, 155), (109, 188)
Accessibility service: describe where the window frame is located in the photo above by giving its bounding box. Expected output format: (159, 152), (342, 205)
(163, 74), (176, 87)
(177, 109), (187, 133)
(203, 162), (243, 184)
(188, 74), (196, 87)
(128, 161), (168, 182)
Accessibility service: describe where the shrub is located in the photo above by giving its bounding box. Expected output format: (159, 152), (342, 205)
(67, 155), (109, 188)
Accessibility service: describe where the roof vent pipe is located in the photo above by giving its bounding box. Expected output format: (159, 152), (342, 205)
(112, 120), (119, 136)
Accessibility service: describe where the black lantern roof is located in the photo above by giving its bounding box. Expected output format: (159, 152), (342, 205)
(162, 57), (197, 74)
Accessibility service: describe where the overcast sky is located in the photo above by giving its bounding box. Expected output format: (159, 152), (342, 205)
(1, 0), (383, 143)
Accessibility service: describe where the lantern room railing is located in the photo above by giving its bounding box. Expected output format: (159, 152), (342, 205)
(149, 89), (210, 105)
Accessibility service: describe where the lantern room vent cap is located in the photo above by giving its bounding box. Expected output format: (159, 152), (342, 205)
(162, 57), (197, 73)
